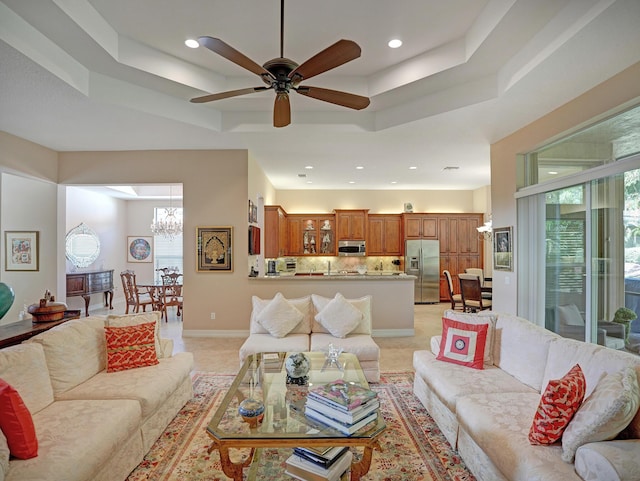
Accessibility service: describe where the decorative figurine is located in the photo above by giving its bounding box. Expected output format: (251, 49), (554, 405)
(285, 352), (310, 385)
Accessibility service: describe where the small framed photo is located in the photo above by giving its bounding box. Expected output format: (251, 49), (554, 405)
(127, 236), (153, 263)
(197, 226), (233, 272)
(493, 226), (513, 271)
(5, 231), (39, 271)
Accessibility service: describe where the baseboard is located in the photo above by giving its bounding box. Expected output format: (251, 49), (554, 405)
(182, 329), (249, 338)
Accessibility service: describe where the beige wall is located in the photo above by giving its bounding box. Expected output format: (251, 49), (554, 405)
(490, 60), (640, 314)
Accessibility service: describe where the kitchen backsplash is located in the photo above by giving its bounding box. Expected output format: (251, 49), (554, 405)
(271, 256), (402, 275)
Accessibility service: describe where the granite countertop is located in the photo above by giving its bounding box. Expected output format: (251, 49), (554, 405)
(251, 272), (416, 280)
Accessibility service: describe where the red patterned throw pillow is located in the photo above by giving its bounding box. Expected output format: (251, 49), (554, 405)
(436, 317), (488, 370)
(529, 364), (586, 445)
(0, 378), (38, 459)
(105, 322), (159, 372)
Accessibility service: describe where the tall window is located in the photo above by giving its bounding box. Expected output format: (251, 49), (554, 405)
(153, 207), (183, 282)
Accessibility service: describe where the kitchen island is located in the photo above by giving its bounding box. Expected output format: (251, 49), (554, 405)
(248, 273), (416, 336)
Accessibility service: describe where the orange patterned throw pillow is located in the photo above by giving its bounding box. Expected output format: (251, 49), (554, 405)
(105, 322), (159, 372)
(0, 378), (38, 459)
(529, 364), (586, 445)
(436, 317), (488, 370)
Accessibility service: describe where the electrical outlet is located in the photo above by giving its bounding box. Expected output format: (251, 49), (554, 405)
(210, 312), (216, 320)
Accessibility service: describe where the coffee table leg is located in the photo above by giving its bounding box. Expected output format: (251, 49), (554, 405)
(350, 441), (381, 481)
(208, 442), (254, 481)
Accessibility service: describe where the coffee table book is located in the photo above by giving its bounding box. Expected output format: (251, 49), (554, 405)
(305, 397), (380, 425)
(286, 449), (353, 481)
(304, 409), (378, 436)
(307, 379), (377, 411)
(293, 446), (349, 469)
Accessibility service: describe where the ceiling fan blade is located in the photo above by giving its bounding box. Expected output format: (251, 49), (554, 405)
(295, 86), (370, 110)
(289, 40), (361, 83)
(198, 36), (274, 80)
(190, 86), (270, 103)
(273, 93), (291, 128)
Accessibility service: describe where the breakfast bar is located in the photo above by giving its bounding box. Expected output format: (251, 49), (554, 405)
(249, 274), (416, 336)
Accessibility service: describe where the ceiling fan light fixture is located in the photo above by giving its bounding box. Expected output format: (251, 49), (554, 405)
(185, 39), (199, 48)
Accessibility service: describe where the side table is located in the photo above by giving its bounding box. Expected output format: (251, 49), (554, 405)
(0, 310), (81, 349)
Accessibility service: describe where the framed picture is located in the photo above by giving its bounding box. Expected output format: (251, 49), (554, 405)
(127, 236), (153, 263)
(5, 231), (39, 271)
(493, 226), (513, 271)
(197, 226), (233, 272)
(248, 200), (254, 223)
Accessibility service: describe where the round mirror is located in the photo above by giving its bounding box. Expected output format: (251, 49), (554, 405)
(65, 223), (100, 268)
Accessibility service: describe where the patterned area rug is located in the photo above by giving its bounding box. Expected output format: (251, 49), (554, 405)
(126, 372), (475, 481)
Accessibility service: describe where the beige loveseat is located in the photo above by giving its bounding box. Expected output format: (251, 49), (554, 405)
(239, 293), (380, 382)
(0, 312), (193, 481)
(413, 309), (640, 481)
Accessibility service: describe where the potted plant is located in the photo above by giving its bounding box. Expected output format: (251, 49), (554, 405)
(612, 307), (637, 343)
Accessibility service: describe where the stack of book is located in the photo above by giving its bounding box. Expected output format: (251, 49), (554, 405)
(304, 379), (379, 435)
(285, 446), (352, 481)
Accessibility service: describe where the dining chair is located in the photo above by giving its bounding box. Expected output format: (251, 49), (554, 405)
(465, 268), (492, 300)
(160, 273), (183, 321)
(459, 274), (492, 313)
(443, 270), (464, 311)
(120, 270), (155, 314)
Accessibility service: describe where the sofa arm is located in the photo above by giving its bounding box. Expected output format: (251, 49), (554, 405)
(159, 338), (174, 358)
(430, 335), (442, 356)
(575, 440), (640, 481)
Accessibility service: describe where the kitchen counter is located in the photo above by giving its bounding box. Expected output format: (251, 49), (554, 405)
(248, 273), (416, 335)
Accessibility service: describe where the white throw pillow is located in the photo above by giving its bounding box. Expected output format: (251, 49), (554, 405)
(311, 294), (372, 334)
(256, 292), (304, 338)
(250, 295), (312, 334)
(106, 311), (163, 357)
(442, 309), (497, 365)
(562, 367), (640, 462)
(314, 293), (363, 338)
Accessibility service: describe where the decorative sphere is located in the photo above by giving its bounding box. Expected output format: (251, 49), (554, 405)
(285, 352), (310, 379)
(238, 398), (265, 427)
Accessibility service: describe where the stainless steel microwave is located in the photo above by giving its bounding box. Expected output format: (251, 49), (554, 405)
(338, 240), (366, 256)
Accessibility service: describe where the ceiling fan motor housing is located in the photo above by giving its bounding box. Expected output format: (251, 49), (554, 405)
(263, 57), (299, 93)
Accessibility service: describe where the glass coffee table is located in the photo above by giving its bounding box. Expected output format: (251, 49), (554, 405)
(206, 351), (386, 480)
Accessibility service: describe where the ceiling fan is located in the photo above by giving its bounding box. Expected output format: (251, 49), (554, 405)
(190, 0), (370, 128)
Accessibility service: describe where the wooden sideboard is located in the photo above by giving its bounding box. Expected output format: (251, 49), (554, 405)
(66, 270), (114, 317)
(0, 310), (81, 349)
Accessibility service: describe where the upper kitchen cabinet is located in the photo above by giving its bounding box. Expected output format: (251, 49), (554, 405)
(335, 209), (368, 240)
(288, 214), (335, 256)
(368, 214), (402, 255)
(403, 214), (438, 239)
(264, 205), (288, 258)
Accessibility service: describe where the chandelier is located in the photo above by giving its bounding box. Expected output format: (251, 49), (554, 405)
(476, 216), (492, 241)
(151, 186), (183, 240)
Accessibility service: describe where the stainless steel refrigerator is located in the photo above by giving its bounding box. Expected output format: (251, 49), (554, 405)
(405, 240), (440, 303)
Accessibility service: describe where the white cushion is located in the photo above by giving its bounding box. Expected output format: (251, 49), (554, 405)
(313, 293), (362, 338)
(557, 304), (585, 326)
(250, 295), (312, 335)
(106, 311), (163, 357)
(239, 333), (310, 364)
(310, 333), (380, 361)
(0, 429), (9, 479)
(442, 309), (497, 365)
(255, 292), (304, 338)
(562, 367), (640, 462)
(311, 294), (372, 335)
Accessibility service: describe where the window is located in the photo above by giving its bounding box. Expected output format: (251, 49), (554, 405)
(153, 207), (183, 283)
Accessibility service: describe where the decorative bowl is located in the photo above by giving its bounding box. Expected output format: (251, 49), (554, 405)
(238, 397), (265, 427)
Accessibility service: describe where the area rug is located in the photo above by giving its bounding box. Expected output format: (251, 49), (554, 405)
(126, 372), (475, 481)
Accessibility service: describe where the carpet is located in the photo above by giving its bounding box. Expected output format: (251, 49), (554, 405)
(126, 372), (476, 480)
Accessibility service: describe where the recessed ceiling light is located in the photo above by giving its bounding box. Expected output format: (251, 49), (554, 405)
(409, 166), (417, 170)
(548, 171), (558, 175)
(348, 181), (356, 184)
(305, 165), (313, 169)
(388, 39), (403, 49)
(306, 181), (313, 184)
(185, 39), (199, 49)
(356, 166), (364, 170)
(390, 181), (397, 184)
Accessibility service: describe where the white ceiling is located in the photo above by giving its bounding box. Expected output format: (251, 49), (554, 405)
(1, 0), (640, 191)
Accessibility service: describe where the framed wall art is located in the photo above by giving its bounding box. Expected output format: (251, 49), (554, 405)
(127, 236), (153, 263)
(493, 226), (513, 271)
(197, 226), (233, 272)
(5, 231), (39, 271)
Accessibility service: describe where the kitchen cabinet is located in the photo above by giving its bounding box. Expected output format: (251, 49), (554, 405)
(404, 214), (438, 239)
(335, 209), (368, 240)
(368, 214), (402, 255)
(288, 214), (335, 255)
(264, 205), (288, 258)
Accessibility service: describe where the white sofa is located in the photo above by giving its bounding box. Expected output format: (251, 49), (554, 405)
(0, 312), (194, 481)
(239, 293), (380, 383)
(413, 309), (640, 481)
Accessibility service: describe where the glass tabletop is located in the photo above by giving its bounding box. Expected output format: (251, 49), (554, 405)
(207, 352), (385, 441)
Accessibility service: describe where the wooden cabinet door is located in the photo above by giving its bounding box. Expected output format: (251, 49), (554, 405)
(335, 210), (367, 240)
(383, 215), (402, 255)
(277, 209), (288, 256)
(404, 216), (422, 239)
(265, 206), (287, 258)
(287, 216), (304, 255)
(367, 217), (384, 255)
(422, 217), (438, 238)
